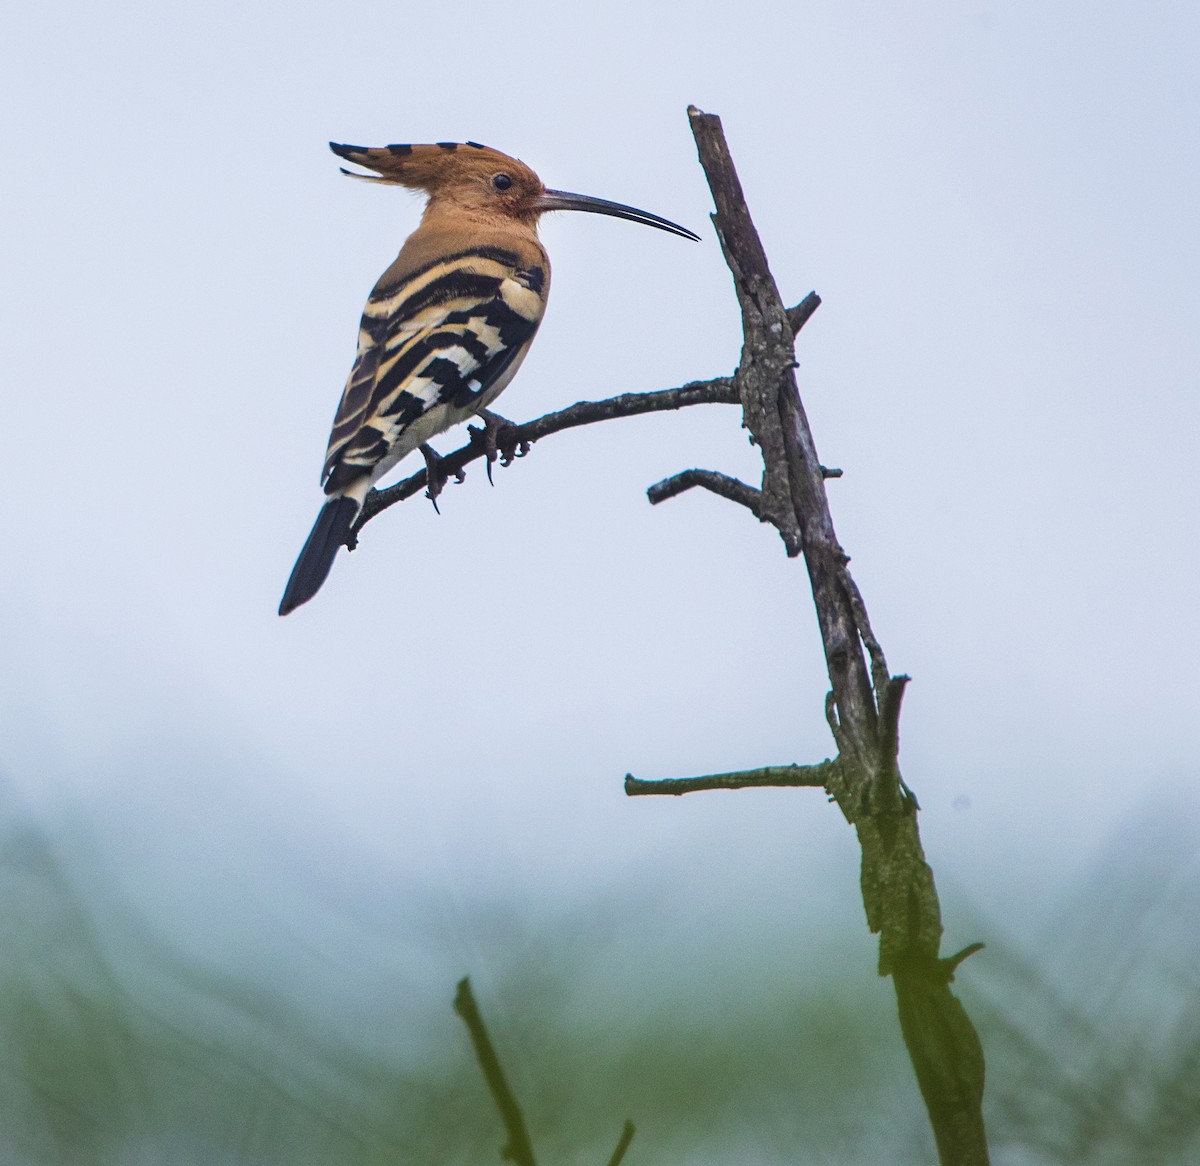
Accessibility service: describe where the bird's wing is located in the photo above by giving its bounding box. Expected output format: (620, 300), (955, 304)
(321, 247), (545, 494)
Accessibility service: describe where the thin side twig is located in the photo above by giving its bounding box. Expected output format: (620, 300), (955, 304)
(625, 761), (836, 797)
(454, 977), (538, 1166)
(350, 378), (739, 540)
(605, 1120), (636, 1166)
(877, 674), (910, 770)
(942, 943), (986, 979)
(787, 291), (822, 336)
(647, 468), (765, 515)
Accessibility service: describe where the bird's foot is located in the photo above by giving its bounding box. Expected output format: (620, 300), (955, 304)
(420, 443), (465, 513)
(469, 410), (529, 485)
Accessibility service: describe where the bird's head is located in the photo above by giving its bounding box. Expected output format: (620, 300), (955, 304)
(329, 140), (700, 241)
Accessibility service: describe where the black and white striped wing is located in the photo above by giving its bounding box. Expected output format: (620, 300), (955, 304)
(322, 248), (545, 495)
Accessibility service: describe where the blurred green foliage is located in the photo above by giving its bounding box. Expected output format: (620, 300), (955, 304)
(0, 801), (1196, 1165)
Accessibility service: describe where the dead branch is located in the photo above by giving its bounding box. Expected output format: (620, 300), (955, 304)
(453, 977), (637, 1166)
(454, 977), (539, 1166)
(658, 104), (990, 1166)
(625, 761), (836, 796)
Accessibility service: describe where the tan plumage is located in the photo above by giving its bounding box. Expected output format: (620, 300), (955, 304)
(279, 140), (698, 616)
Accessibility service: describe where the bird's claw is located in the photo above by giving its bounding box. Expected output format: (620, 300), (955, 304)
(420, 443), (465, 513)
(470, 410), (529, 485)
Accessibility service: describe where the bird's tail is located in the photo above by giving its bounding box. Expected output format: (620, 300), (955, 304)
(278, 497), (359, 616)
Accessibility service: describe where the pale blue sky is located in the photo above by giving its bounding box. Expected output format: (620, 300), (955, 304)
(1, 0), (1197, 1090)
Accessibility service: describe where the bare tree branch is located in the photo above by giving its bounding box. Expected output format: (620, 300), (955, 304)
(673, 105), (990, 1165)
(943, 943), (986, 978)
(878, 674), (910, 771)
(625, 761), (836, 797)
(348, 378), (739, 544)
(787, 291), (822, 336)
(647, 467), (768, 513)
(453, 977), (538, 1166)
(605, 1120), (636, 1166)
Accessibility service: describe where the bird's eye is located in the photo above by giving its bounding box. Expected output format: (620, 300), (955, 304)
(492, 173), (513, 191)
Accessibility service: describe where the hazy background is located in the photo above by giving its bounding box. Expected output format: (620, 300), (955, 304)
(1, 1), (1197, 1162)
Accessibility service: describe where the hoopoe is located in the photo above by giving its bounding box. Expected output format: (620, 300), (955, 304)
(278, 140), (698, 616)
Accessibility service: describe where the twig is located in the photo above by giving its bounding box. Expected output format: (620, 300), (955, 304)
(454, 977), (538, 1166)
(625, 761), (836, 797)
(942, 943), (986, 980)
(605, 1120), (636, 1166)
(877, 675), (910, 770)
(648, 467), (804, 555)
(787, 291), (822, 336)
(647, 469), (764, 514)
(349, 378), (739, 542)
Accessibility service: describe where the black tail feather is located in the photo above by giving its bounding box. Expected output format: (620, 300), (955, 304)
(278, 497), (359, 616)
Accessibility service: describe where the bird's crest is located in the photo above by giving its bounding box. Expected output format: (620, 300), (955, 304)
(330, 141), (549, 223)
(330, 142), (537, 191)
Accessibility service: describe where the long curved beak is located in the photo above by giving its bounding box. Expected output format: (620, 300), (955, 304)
(535, 189), (701, 241)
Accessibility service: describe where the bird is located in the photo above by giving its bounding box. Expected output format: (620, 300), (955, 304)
(278, 139), (699, 616)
